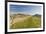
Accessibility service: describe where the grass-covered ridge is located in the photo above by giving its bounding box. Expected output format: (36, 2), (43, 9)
(10, 14), (41, 29)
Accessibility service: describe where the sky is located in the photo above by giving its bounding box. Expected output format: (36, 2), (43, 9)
(10, 4), (42, 15)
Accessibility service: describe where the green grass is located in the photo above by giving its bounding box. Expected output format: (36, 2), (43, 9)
(10, 16), (41, 29)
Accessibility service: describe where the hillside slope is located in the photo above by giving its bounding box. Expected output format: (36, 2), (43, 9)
(10, 14), (41, 29)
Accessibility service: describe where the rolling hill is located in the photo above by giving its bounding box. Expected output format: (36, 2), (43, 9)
(10, 14), (41, 29)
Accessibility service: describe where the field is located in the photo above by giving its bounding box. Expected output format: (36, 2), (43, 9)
(10, 14), (41, 29)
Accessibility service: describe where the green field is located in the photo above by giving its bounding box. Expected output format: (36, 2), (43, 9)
(10, 14), (41, 29)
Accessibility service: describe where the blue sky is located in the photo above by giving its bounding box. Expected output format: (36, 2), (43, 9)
(10, 5), (42, 15)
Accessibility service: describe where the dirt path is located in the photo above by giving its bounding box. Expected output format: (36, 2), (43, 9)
(10, 16), (31, 25)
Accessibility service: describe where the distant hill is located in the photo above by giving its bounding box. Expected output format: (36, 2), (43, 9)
(33, 14), (41, 17)
(10, 13), (31, 17)
(10, 13), (31, 19)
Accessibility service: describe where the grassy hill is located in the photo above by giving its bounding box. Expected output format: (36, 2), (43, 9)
(10, 14), (41, 29)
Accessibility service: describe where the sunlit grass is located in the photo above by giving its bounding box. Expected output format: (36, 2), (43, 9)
(10, 16), (41, 29)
